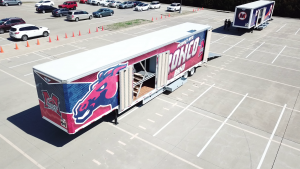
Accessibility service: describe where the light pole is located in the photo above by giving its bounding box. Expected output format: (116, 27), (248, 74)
(179, 0), (182, 13)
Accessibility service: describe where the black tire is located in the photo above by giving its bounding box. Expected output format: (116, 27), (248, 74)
(0, 29), (4, 34)
(59, 13), (62, 17)
(43, 10), (45, 14)
(5, 3), (8, 6)
(18, 2), (21, 6)
(99, 14), (102, 18)
(110, 12), (112, 16)
(89, 15), (92, 20)
(50, 3), (53, 6)
(43, 31), (48, 37)
(85, 1), (87, 4)
(183, 71), (188, 79)
(97, 2), (100, 6)
(73, 7), (76, 10)
(188, 67), (196, 77)
(21, 35), (28, 41)
(75, 17), (79, 22)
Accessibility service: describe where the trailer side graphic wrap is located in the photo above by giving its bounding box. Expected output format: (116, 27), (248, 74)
(251, 3), (274, 27)
(234, 8), (251, 27)
(34, 72), (69, 130)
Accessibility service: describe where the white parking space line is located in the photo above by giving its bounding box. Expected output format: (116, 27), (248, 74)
(222, 39), (245, 53)
(276, 24), (287, 32)
(0, 134), (46, 169)
(156, 96), (300, 152)
(0, 69), (35, 88)
(156, 113), (163, 117)
(111, 124), (203, 169)
(147, 119), (155, 123)
(118, 141), (126, 146)
(245, 42), (265, 58)
(176, 97), (183, 100)
(130, 133), (139, 139)
(295, 28), (300, 35)
(256, 104), (287, 169)
(210, 35), (227, 44)
(133, 25), (168, 34)
(188, 89), (194, 92)
(139, 125), (146, 130)
(182, 93), (188, 96)
(208, 65), (300, 89)
(271, 45), (286, 64)
(153, 84), (215, 137)
(163, 108), (169, 111)
(119, 107), (138, 120)
(24, 73), (33, 76)
(92, 159), (101, 166)
(106, 150), (114, 155)
(197, 93), (248, 157)
(9, 58), (47, 68)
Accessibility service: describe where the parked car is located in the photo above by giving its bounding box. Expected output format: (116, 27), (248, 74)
(91, 0), (105, 6)
(167, 3), (180, 11)
(0, 17), (25, 34)
(108, 1), (121, 8)
(0, 0), (22, 6)
(67, 10), (93, 22)
(132, 1), (142, 7)
(93, 8), (114, 18)
(35, 0), (54, 7)
(79, 0), (87, 3)
(150, 1), (160, 9)
(52, 8), (69, 17)
(58, 1), (77, 9)
(102, 0), (112, 7)
(9, 24), (50, 41)
(135, 3), (149, 11)
(36, 5), (57, 13)
(118, 1), (133, 9)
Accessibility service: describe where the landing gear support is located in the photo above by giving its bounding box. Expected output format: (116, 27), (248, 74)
(114, 109), (119, 125)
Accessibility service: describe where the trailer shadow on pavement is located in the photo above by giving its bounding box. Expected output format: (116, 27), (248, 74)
(7, 105), (116, 147)
(213, 25), (251, 36)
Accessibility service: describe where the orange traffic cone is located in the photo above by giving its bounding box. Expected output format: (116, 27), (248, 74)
(193, 9), (194, 12)
(0, 46), (3, 53)
(169, 14), (170, 17)
(152, 17), (153, 21)
(37, 39), (40, 45)
(65, 33), (68, 38)
(26, 41), (30, 47)
(49, 37), (52, 43)
(89, 29), (91, 34)
(161, 15), (162, 19)
(156, 17), (157, 20)
(96, 27), (99, 32)
(15, 43), (19, 50)
(202, 7), (203, 10)
(79, 31), (81, 36)
(72, 32), (75, 37)
(102, 26), (104, 31)
(56, 35), (59, 41)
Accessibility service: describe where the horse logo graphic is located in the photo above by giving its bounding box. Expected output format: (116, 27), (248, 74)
(72, 63), (127, 124)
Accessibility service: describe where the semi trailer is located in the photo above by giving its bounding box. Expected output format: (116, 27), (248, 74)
(33, 22), (212, 134)
(233, 1), (275, 30)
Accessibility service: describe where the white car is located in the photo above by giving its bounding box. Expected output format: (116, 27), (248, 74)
(9, 24), (50, 41)
(35, 0), (54, 7)
(91, 0), (105, 5)
(149, 1), (160, 9)
(102, 0), (112, 6)
(135, 3), (149, 11)
(167, 3), (181, 11)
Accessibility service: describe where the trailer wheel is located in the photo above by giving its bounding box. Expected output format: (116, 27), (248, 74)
(189, 67), (196, 76)
(183, 71), (188, 79)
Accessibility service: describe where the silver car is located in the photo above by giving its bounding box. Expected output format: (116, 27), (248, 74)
(1, 0), (22, 6)
(109, 1), (121, 8)
(67, 10), (93, 22)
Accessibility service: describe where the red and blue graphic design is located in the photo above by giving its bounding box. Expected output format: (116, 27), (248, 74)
(251, 2), (274, 27)
(42, 91), (61, 117)
(72, 63), (127, 124)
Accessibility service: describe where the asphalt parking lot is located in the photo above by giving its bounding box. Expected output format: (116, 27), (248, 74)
(1, 1), (300, 169)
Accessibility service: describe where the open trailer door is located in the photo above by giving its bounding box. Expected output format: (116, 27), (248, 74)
(119, 66), (133, 111)
(156, 51), (169, 88)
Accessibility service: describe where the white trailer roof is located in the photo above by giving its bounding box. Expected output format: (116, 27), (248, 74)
(33, 22), (210, 82)
(237, 1), (274, 9)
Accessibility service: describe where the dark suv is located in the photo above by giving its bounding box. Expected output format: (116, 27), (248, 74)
(0, 17), (25, 34)
(52, 8), (69, 17)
